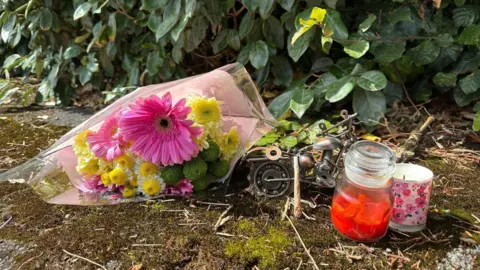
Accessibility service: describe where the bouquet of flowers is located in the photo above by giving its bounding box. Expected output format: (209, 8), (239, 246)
(0, 64), (275, 205)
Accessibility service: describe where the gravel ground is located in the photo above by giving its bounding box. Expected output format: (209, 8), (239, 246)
(437, 246), (480, 270)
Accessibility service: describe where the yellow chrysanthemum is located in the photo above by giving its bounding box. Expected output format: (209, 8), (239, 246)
(115, 153), (135, 169)
(219, 126), (240, 161)
(73, 130), (93, 157)
(101, 172), (111, 186)
(130, 175), (138, 187)
(137, 161), (158, 177)
(187, 96), (222, 124)
(123, 186), (137, 198)
(76, 157), (101, 176)
(139, 175), (165, 197)
(109, 167), (128, 185)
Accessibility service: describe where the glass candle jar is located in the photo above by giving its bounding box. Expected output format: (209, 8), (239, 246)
(331, 141), (396, 242)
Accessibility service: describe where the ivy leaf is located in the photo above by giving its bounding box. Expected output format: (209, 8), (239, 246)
(474, 111), (480, 131)
(268, 90), (294, 119)
(227, 30), (241, 51)
(288, 29), (315, 62)
(1, 14), (16, 43)
(171, 17), (189, 42)
(434, 34), (454, 48)
(278, 0), (295, 11)
(343, 40), (369, 59)
(239, 12), (255, 38)
(255, 132), (281, 146)
(258, 0), (274, 19)
(357, 71), (387, 91)
(455, 86), (480, 106)
(323, 10), (349, 40)
(474, 102), (480, 112)
(454, 0), (466, 6)
(2, 54), (21, 70)
(64, 45), (82, 59)
(255, 62), (270, 86)
(74, 2), (92, 20)
(290, 87), (314, 118)
(433, 72), (457, 88)
(184, 17), (208, 52)
(408, 40), (440, 66)
(242, 0), (259, 12)
(325, 75), (356, 103)
(383, 81), (404, 105)
(453, 7), (478, 27)
(370, 40), (406, 63)
(359, 14), (376, 32)
(263, 17), (284, 49)
(155, 0), (181, 41)
(79, 67), (92, 85)
(40, 9), (53, 30)
(459, 72), (480, 94)
(148, 14), (162, 32)
(205, 0), (224, 25)
(413, 78), (432, 102)
(237, 43), (252, 65)
(271, 56), (293, 86)
(457, 24), (480, 47)
(353, 88), (386, 123)
(146, 51), (163, 75)
(141, 0), (167, 11)
(311, 72), (337, 95)
(249, 40), (269, 69)
(311, 57), (334, 73)
(389, 6), (412, 25)
(280, 136), (298, 148)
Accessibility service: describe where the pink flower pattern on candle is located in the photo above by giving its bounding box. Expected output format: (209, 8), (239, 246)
(391, 180), (432, 226)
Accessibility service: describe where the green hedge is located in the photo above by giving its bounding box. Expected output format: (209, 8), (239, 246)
(0, 0), (479, 130)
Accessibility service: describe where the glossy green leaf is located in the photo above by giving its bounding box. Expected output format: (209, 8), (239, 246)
(258, 0), (274, 19)
(343, 40), (369, 59)
(74, 2), (92, 20)
(359, 14), (376, 32)
(148, 14), (162, 32)
(453, 7), (478, 27)
(64, 45), (82, 59)
(435, 34), (454, 48)
(288, 29), (315, 62)
(271, 56), (293, 86)
(212, 30), (229, 54)
(310, 72), (337, 95)
(454, 86), (480, 106)
(433, 72), (457, 87)
(171, 17), (189, 42)
(249, 40), (269, 69)
(184, 16), (208, 52)
(242, 0), (259, 12)
(408, 40), (441, 66)
(155, 0), (181, 40)
(255, 132), (281, 146)
(474, 102), (480, 112)
(325, 75), (356, 103)
(185, 0), (197, 17)
(79, 67), (92, 85)
(353, 88), (386, 123)
(389, 6), (412, 24)
(40, 9), (53, 30)
(383, 81), (404, 105)
(459, 72), (480, 94)
(473, 111), (480, 131)
(311, 57), (334, 73)
(205, 0), (224, 25)
(255, 62), (270, 86)
(237, 43), (252, 65)
(263, 17), (284, 49)
(141, 0), (167, 11)
(1, 14), (16, 43)
(457, 24), (480, 47)
(3, 54), (21, 69)
(228, 30), (241, 51)
(278, 0), (295, 11)
(370, 40), (406, 63)
(268, 90), (294, 119)
(323, 10), (349, 40)
(239, 12), (255, 38)
(290, 87), (314, 118)
(357, 71), (387, 91)
(146, 51), (163, 75)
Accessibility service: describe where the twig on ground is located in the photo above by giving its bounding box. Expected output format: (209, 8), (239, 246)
(296, 259), (303, 270)
(216, 232), (235, 237)
(17, 252), (44, 270)
(196, 201), (231, 207)
(293, 156), (302, 219)
(397, 115), (435, 162)
(63, 249), (107, 270)
(471, 213), (480, 223)
(288, 197), (317, 208)
(285, 215), (320, 270)
(383, 252), (411, 262)
(131, 244), (163, 247)
(214, 205), (233, 231)
(178, 223), (208, 226)
(0, 215), (12, 229)
(281, 197), (291, 221)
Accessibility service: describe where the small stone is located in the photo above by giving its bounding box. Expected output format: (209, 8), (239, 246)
(386, 248), (392, 253)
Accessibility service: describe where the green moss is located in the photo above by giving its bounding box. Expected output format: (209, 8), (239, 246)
(151, 203), (166, 211)
(225, 227), (290, 268)
(237, 219), (258, 234)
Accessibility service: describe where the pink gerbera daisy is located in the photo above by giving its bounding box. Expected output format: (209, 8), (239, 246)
(118, 93), (203, 166)
(88, 115), (126, 160)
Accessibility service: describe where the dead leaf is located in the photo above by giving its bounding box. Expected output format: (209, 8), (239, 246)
(433, 0), (442, 9)
(418, 4), (425, 21)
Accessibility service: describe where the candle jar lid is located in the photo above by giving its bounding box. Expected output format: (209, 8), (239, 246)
(345, 141), (396, 188)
